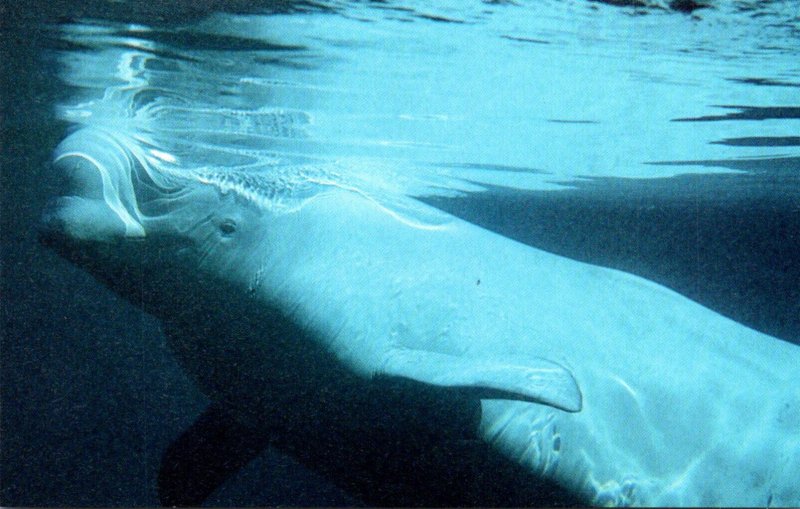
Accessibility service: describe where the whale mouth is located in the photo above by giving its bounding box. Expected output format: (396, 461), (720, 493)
(39, 129), (146, 246)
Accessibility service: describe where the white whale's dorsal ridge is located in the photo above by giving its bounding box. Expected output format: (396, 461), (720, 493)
(41, 126), (800, 507)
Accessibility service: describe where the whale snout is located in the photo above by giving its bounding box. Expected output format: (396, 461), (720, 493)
(40, 128), (145, 244)
(39, 195), (130, 243)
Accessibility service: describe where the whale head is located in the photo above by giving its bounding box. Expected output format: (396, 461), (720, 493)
(39, 127), (271, 308)
(41, 129), (145, 243)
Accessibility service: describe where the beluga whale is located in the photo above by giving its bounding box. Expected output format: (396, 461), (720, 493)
(40, 17), (799, 508)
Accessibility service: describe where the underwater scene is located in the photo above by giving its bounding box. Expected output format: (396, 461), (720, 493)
(1, 0), (798, 506)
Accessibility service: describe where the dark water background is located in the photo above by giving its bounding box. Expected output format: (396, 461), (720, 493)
(2, 1), (798, 506)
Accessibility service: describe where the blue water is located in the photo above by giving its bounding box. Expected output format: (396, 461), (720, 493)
(1, 0), (798, 506)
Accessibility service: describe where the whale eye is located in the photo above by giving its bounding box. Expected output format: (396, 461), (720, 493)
(219, 218), (237, 236)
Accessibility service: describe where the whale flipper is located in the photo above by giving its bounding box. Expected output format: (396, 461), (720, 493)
(379, 349), (582, 412)
(158, 404), (273, 507)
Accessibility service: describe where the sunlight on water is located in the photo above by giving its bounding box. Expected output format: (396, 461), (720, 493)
(52, 0), (799, 209)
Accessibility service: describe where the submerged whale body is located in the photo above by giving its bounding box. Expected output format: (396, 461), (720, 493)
(41, 119), (800, 506)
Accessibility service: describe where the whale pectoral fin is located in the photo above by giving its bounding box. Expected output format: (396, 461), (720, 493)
(158, 403), (273, 507)
(379, 349), (582, 412)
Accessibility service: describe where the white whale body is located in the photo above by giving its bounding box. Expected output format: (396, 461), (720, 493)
(41, 7), (800, 504)
(41, 117), (800, 506)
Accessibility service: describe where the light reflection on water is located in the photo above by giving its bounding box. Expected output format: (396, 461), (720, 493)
(52, 0), (799, 193)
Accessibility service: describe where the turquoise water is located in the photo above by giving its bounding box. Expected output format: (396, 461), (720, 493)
(2, 1), (798, 506)
(54, 1), (799, 185)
